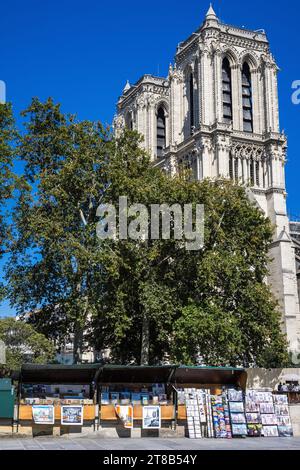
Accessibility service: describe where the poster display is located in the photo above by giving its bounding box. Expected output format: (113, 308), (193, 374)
(32, 405), (54, 424)
(115, 405), (133, 429)
(61, 405), (83, 426)
(142, 406), (161, 429)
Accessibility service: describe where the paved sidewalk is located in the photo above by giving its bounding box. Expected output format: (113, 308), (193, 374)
(0, 437), (300, 450)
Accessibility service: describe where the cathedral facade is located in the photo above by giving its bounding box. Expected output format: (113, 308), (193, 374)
(114, 5), (300, 359)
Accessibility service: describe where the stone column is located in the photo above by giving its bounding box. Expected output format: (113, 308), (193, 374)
(213, 49), (223, 124)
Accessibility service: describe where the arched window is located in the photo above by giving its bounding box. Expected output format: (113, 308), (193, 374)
(242, 63), (253, 132)
(222, 58), (232, 123)
(125, 112), (133, 130)
(157, 107), (166, 158)
(189, 73), (194, 131)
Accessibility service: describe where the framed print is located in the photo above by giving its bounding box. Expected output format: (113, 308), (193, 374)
(275, 404), (289, 416)
(142, 406), (161, 429)
(262, 426), (279, 437)
(246, 413), (261, 424)
(245, 400), (260, 413)
(229, 402), (244, 413)
(231, 413), (246, 424)
(261, 414), (278, 425)
(61, 405), (83, 426)
(278, 425), (293, 437)
(273, 395), (288, 405)
(231, 424), (247, 436)
(115, 405), (133, 429)
(32, 405), (54, 425)
(277, 415), (291, 426)
(227, 390), (243, 402)
(260, 403), (274, 414)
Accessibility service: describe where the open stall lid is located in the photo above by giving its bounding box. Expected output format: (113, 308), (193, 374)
(173, 366), (247, 389)
(96, 365), (177, 385)
(19, 364), (99, 385)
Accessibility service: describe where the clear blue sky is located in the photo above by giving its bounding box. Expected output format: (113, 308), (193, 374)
(0, 0), (299, 317)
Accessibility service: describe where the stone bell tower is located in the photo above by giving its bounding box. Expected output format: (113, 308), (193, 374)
(114, 5), (300, 360)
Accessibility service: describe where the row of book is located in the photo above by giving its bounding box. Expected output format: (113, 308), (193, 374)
(100, 384), (168, 406)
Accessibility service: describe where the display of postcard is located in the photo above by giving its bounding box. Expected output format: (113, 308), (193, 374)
(142, 406), (161, 429)
(278, 425), (293, 437)
(115, 405), (133, 429)
(110, 393), (119, 404)
(231, 413), (246, 424)
(152, 384), (165, 394)
(245, 400), (260, 413)
(229, 402), (244, 413)
(32, 405), (54, 425)
(231, 424), (247, 436)
(262, 425), (279, 437)
(248, 391), (273, 403)
(275, 404), (289, 416)
(273, 394), (288, 405)
(247, 424), (262, 437)
(261, 414), (278, 425)
(120, 392), (131, 400)
(61, 405), (83, 426)
(131, 393), (141, 404)
(246, 413), (261, 424)
(158, 394), (168, 405)
(260, 403), (275, 414)
(141, 393), (149, 405)
(101, 392), (109, 405)
(227, 390), (243, 402)
(277, 415), (291, 426)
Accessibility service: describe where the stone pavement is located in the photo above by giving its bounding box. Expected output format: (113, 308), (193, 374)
(0, 436), (300, 450)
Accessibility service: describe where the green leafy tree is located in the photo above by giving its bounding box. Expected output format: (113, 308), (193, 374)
(0, 103), (16, 303)
(0, 317), (55, 371)
(6, 98), (110, 362)
(5, 98), (289, 367)
(91, 131), (289, 367)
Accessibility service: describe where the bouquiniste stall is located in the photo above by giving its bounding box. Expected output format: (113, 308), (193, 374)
(7, 364), (294, 438)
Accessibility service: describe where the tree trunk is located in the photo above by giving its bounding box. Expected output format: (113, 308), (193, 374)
(140, 313), (150, 365)
(73, 321), (83, 364)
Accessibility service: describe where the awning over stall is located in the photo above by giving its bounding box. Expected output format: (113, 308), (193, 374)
(16, 364), (247, 388)
(173, 366), (247, 389)
(95, 365), (177, 385)
(18, 364), (99, 385)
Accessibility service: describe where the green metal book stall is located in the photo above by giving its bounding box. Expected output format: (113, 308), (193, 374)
(0, 364), (294, 438)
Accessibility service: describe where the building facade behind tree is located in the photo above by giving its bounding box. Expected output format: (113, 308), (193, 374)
(114, 5), (300, 360)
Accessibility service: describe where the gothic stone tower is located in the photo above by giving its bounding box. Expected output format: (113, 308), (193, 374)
(114, 5), (300, 359)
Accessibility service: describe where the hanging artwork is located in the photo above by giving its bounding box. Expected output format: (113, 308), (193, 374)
(32, 405), (54, 425)
(115, 405), (133, 429)
(142, 406), (161, 429)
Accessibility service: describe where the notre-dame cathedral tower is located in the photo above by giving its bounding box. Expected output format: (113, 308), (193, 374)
(114, 5), (300, 360)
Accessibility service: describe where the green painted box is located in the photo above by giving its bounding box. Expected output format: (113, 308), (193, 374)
(0, 378), (15, 418)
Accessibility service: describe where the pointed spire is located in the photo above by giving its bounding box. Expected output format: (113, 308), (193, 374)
(206, 3), (217, 20)
(123, 80), (131, 94)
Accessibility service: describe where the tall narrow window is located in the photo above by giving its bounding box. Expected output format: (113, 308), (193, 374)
(242, 63), (253, 132)
(229, 155), (233, 180)
(256, 161), (260, 187)
(250, 158), (255, 186)
(157, 107), (166, 158)
(189, 73), (194, 132)
(222, 58), (232, 123)
(125, 112), (133, 130)
(234, 158), (239, 181)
